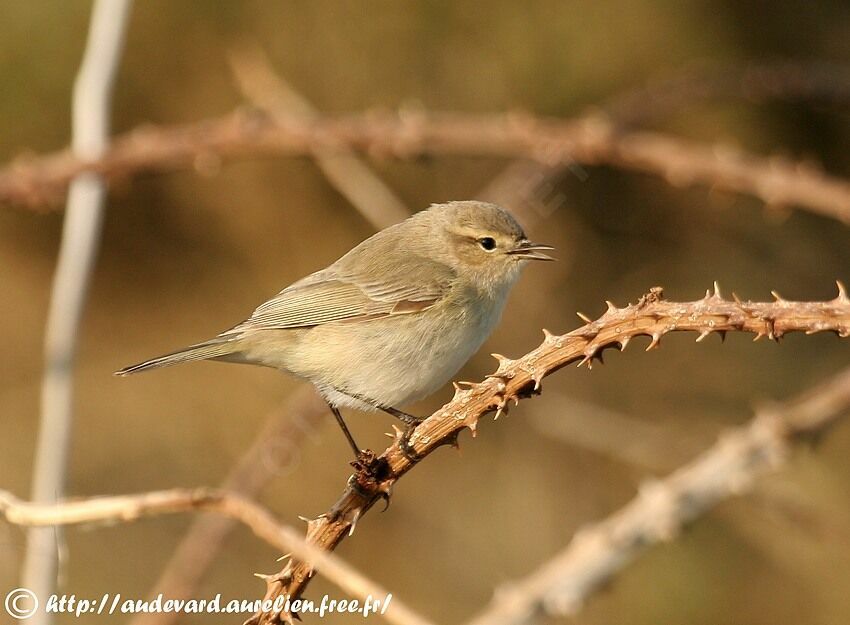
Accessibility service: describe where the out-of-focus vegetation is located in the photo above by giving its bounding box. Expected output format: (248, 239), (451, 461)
(1, 2), (848, 624)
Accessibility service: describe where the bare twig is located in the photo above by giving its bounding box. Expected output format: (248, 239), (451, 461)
(5, 488), (282, 534)
(3, 110), (850, 224)
(23, 2), (133, 618)
(227, 44), (410, 229)
(247, 284), (850, 624)
(529, 394), (715, 470)
(1, 487), (434, 625)
(466, 366), (850, 624)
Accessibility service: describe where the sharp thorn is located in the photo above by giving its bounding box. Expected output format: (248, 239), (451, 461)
(605, 300), (617, 312)
(713, 281), (722, 298)
(732, 292), (742, 305)
(837, 280), (848, 302)
(576, 311), (593, 324)
(491, 353), (511, 366)
(348, 509), (362, 537)
(646, 333), (661, 351)
(771, 290), (784, 302)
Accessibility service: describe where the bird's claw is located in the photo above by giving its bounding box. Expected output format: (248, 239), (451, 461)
(399, 423), (424, 464)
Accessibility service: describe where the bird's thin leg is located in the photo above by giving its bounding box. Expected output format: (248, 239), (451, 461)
(335, 389), (424, 426)
(379, 405), (424, 427)
(376, 406), (424, 462)
(322, 400), (389, 507)
(326, 401), (362, 459)
(334, 389), (425, 462)
(331, 389), (425, 462)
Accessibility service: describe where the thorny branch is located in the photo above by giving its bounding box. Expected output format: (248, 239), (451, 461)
(3, 110), (850, 225)
(247, 284), (850, 625)
(0, 487), (434, 625)
(465, 365), (850, 625)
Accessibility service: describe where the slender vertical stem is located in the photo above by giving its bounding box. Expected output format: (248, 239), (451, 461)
(22, 1), (133, 619)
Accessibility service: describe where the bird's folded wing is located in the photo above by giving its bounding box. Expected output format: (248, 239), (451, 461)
(224, 259), (455, 333)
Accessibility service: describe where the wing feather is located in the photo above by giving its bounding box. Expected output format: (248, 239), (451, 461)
(225, 258), (455, 333)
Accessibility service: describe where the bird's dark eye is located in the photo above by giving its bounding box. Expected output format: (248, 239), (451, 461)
(477, 237), (497, 251)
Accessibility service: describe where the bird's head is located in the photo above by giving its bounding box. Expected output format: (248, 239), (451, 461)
(425, 200), (555, 295)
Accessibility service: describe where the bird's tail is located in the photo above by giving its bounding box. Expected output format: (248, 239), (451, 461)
(114, 337), (239, 376)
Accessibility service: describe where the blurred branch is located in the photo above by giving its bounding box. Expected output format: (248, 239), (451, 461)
(247, 284), (850, 624)
(476, 159), (573, 230)
(5, 488), (288, 535)
(529, 394), (715, 470)
(1, 486), (434, 625)
(23, 1), (133, 618)
(528, 394), (835, 557)
(4, 109), (850, 225)
(227, 44), (410, 229)
(601, 60), (850, 127)
(466, 366), (850, 624)
(131, 387), (328, 625)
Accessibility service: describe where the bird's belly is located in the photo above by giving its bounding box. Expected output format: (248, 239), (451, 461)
(270, 301), (503, 409)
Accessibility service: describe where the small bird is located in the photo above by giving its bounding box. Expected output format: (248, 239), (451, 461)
(117, 201), (554, 458)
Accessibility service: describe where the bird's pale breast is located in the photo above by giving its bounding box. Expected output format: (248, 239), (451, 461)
(238, 281), (512, 410)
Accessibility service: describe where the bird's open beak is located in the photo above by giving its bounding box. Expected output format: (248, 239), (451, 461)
(508, 240), (556, 261)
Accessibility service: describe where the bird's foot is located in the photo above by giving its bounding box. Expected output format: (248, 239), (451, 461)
(350, 448), (380, 475)
(348, 449), (392, 495)
(399, 421), (425, 464)
(378, 405), (425, 463)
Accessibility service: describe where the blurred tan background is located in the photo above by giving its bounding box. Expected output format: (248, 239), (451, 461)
(1, 1), (849, 624)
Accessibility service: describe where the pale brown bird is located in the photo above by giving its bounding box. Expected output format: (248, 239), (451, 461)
(117, 201), (554, 457)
